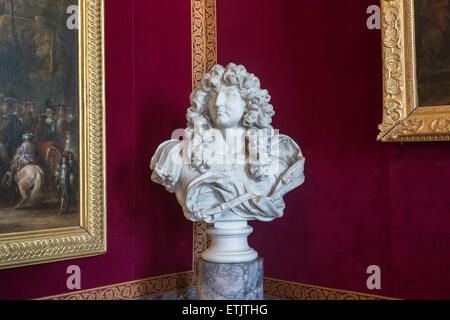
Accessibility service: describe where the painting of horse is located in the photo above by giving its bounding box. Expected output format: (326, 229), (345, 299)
(0, 0), (79, 234)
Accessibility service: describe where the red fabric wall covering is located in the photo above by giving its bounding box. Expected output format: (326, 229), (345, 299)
(132, 0), (193, 279)
(0, 0), (193, 299)
(217, 0), (450, 299)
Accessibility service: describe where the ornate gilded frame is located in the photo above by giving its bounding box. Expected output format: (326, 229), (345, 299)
(0, 0), (106, 269)
(378, 0), (450, 142)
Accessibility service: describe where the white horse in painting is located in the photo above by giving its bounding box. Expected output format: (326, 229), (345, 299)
(2, 164), (44, 210)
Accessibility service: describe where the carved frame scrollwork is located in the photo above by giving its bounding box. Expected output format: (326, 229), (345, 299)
(378, 0), (450, 142)
(0, 0), (107, 269)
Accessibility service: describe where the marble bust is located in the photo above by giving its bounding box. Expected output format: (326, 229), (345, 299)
(150, 63), (305, 263)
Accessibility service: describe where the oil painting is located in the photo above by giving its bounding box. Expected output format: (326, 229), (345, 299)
(415, 0), (450, 107)
(0, 0), (79, 234)
(0, 0), (106, 270)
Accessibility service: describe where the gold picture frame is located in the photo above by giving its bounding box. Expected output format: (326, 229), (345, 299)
(0, 0), (106, 269)
(378, 0), (450, 142)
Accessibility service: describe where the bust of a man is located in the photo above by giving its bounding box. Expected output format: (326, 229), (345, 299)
(150, 63), (305, 262)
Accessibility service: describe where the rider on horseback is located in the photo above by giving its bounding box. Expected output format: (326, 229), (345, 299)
(2, 133), (44, 209)
(10, 133), (39, 177)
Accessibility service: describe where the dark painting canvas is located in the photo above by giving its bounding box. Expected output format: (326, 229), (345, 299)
(0, 0), (79, 234)
(415, 0), (450, 107)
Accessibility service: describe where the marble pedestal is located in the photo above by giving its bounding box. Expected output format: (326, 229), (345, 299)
(197, 257), (263, 300)
(202, 221), (258, 263)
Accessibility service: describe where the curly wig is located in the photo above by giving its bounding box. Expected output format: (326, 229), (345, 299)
(184, 63), (276, 179)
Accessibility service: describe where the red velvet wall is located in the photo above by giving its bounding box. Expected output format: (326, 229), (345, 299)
(0, 0), (193, 299)
(217, 0), (450, 299)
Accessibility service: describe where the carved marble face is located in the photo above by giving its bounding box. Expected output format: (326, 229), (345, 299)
(207, 85), (246, 129)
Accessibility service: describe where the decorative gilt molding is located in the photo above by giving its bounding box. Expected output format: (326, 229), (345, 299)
(192, 221), (208, 271)
(40, 272), (194, 300)
(264, 278), (396, 300)
(204, 0), (217, 72)
(38, 274), (394, 300)
(378, 0), (450, 142)
(191, 0), (217, 90)
(0, 0), (107, 269)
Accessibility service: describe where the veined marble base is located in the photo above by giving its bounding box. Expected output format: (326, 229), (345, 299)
(197, 257), (263, 300)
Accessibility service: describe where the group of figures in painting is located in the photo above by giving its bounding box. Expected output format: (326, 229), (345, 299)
(0, 97), (78, 214)
(0, 0), (79, 231)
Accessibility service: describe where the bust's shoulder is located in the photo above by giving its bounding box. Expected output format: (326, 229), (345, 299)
(273, 134), (304, 159)
(154, 139), (182, 150)
(150, 139), (183, 192)
(151, 139), (182, 161)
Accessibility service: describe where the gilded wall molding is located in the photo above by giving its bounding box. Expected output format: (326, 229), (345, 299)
(191, 0), (217, 90)
(40, 272), (194, 300)
(378, 0), (450, 142)
(39, 275), (393, 300)
(264, 278), (396, 300)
